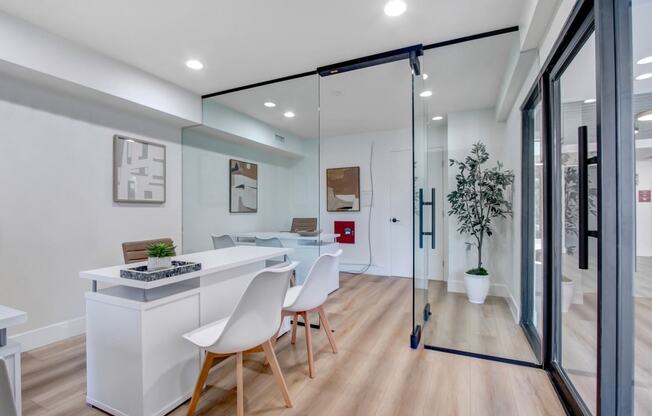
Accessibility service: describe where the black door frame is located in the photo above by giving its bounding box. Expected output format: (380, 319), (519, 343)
(520, 0), (634, 414)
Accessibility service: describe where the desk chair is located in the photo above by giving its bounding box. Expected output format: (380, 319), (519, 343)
(281, 250), (342, 378)
(212, 234), (236, 249)
(290, 218), (318, 233)
(183, 263), (297, 416)
(255, 237), (288, 268)
(122, 238), (175, 264)
(0, 358), (17, 416)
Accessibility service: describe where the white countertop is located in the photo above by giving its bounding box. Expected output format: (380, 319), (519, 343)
(231, 231), (340, 241)
(80, 246), (292, 290)
(0, 305), (27, 330)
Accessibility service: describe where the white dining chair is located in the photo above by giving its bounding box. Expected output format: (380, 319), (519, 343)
(281, 250), (342, 378)
(183, 262), (297, 416)
(0, 358), (17, 416)
(212, 234), (236, 249)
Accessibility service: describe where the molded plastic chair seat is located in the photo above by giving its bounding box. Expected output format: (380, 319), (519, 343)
(278, 250), (342, 378)
(183, 317), (228, 349)
(283, 286), (302, 310)
(183, 262), (297, 416)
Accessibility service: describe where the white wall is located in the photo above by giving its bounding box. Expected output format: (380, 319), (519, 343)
(320, 129), (412, 276)
(0, 73), (183, 349)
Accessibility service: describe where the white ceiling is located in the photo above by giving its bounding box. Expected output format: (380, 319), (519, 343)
(210, 32), (517, 138)
(0, 0), (524, 95)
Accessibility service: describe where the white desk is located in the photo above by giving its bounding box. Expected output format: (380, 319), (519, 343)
(230, 232), (341, 292)
(80, 246), (292, 416)
(0, 305), (27, 416)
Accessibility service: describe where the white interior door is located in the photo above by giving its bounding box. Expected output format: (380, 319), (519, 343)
(427, 147), (445, 280)
(390, 148), (413, 277)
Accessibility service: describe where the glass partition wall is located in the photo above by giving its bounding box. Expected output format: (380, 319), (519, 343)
(418, 32), (540, 365)
(182, 75), (322, 285)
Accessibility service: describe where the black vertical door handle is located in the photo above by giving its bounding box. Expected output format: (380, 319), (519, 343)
(578, 125), (598, 270)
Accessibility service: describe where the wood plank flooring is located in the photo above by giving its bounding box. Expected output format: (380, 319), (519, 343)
(21, 274), (564, 416)
(422, 280), (538, 363)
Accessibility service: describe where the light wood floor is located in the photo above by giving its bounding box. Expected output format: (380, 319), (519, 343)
(21, 274), (564, 416)
(422, 281), (538, 363)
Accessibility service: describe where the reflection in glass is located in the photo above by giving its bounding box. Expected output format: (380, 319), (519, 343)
(182, 75), (324, 286)
(558, 32), (598, 415)
(533, 101), (544, 339)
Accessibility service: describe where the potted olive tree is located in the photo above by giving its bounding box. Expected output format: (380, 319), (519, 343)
(147, 242), (176, 271)
(447, 142), (514, 304)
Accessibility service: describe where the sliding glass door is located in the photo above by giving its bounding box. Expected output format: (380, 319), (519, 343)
(552, 29), (599, 414)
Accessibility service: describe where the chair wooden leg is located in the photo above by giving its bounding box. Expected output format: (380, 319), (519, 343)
(187, 352), (215, 416)
(262, 340), (293, 408)
(291, 313), (299, 344)
(236, 352), (244, 416)
(317, 306), (338, 354)
(303, 311), (315, 378)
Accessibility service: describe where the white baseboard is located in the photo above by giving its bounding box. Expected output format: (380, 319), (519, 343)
(447, 280), (520, 323)
(339, 263), (390, 276)
(10, 316), (85, 352)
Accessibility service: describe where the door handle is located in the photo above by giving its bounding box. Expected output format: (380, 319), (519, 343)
(578, 125), (598, 270)
(419, 188), (436, 250)
(391, 218), (400, 223)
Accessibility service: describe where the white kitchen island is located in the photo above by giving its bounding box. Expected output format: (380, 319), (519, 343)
(80, 246), (292, 416)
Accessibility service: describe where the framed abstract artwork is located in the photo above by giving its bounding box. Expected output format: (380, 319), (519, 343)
(326, 166), (360, 212)
(113, 135), (166, 203)
(230, 159), (258, 213)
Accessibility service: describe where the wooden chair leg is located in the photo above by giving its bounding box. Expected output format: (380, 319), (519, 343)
(291, 313), (299, 344)
(262, 340), (293, 408)
(187, 352), (215, 416)
(236, 352), (244, 416)
(317, 306), (338, 354)
(303, 311), (315, 378)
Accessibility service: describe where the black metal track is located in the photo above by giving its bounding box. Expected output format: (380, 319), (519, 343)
(423, 345), (542, 369)
(201, 26), (519, 98)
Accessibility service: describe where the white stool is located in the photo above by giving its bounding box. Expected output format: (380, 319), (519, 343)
(281, 250), (342, 378)
(183, 262), (297, 416)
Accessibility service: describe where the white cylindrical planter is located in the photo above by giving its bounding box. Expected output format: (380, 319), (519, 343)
(148, 256), (172, 271)
(561, 277), (575, 313)
(464, 272), (490, 304)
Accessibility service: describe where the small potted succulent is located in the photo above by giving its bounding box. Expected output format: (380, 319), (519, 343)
(147, 242), (176, 271)
(447, 142), (514, 304)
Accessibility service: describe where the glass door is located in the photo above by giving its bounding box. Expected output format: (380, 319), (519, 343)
(551, 29), (599, 415)
(411, 51), (431, 348)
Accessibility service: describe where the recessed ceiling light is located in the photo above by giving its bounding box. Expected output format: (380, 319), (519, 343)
(637, 56), (652, 65)
(264, 102), (276, 108)
(284, 111), (295, 118)
(185, 59), (204, 70)
(419, 90), (432, 98)
(584, 98), (596, 104)
(422, 73), (429, 80)
(432, 116), (444, 121)
(384, 0), (407, 17)
(636, 73), (652, 80)
(638, 110), (652, 121)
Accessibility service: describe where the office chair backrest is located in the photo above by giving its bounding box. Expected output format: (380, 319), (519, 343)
(212, 234), (236, 249)
(255, 237), (284, 248)
(122, 238), (175, 264)
(211, 262), (297, 353)
(291, 218), (318, 233)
